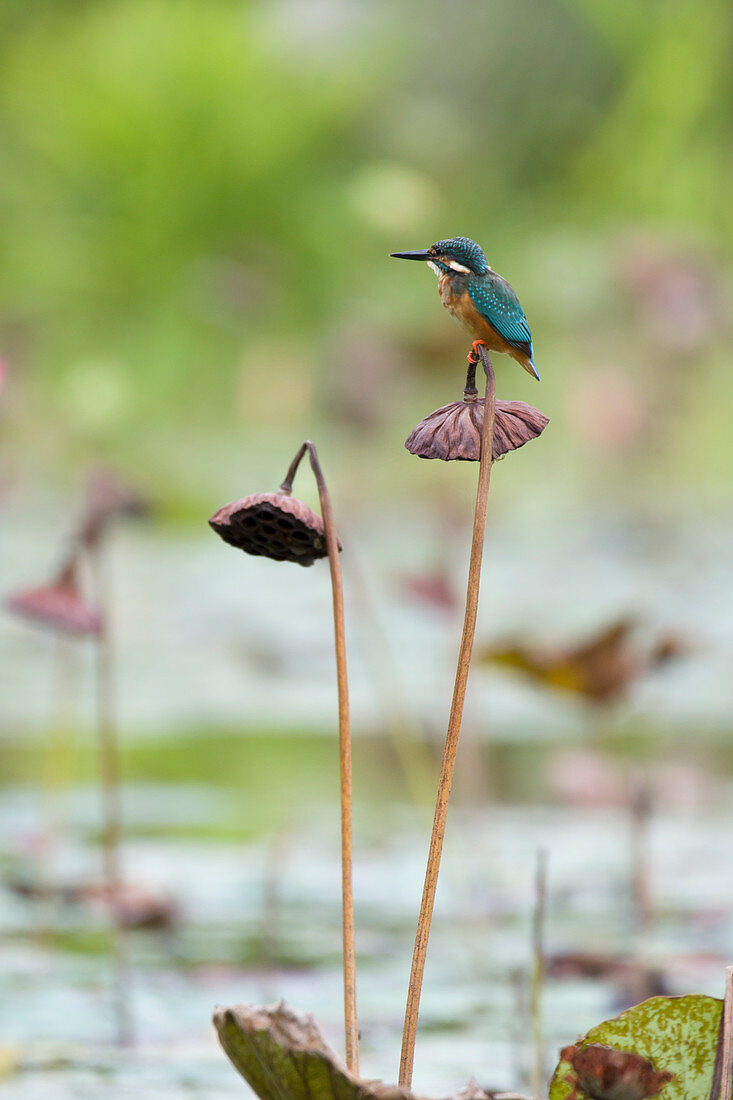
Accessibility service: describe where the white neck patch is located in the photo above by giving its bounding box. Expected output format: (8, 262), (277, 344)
(446, 259), (472, 274)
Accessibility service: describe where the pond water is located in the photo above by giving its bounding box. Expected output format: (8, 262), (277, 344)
(1, 501), (732, 1097)
(3, 496), (733, 740)
(1, 735), (733, 1099)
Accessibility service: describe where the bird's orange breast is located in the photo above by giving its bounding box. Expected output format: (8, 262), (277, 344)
(438, 278), (511, 354)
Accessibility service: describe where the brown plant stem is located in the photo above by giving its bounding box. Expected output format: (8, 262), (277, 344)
(90, 540), (133, 1046)
(279, 445), (308, 495)
(720, 966), (733, 1100)
(345, 549), (436, 806)
(630, 779), (652, 945)
(531, 849), (548, 1098)
(399, 347), (496, 1087)
(463, 356), (478, 398)
(37, 638), (79, 940)
(283, 441), (359, 1075)
(627, 778), (654, 1006)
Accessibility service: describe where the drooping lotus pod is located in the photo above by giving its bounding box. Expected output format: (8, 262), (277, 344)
(209, 491), (341, 567)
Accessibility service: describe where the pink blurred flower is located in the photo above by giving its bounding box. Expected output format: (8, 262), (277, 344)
(567, 368), (645, 453)
(7, 557), (100, 637)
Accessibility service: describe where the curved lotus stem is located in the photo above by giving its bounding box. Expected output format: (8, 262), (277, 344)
(282, 440), (359, 1076)
(307, 442), (359, 1077)
(399, 346), (496, 1087)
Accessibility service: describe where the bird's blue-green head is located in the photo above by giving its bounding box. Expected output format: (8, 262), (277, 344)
(390, 236), (489, 276)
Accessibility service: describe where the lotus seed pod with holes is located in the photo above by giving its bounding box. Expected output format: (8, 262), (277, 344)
(209, 492), (341, 567)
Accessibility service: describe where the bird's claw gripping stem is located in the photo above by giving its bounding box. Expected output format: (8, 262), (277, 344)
(467, 340), (488, 367)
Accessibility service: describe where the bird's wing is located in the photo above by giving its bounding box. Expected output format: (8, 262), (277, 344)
(468, 275), (533, 357)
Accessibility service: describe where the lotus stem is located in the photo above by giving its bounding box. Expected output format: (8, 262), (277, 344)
(90, 540), (133, 1046)
(37, 637), (78, 940)
(279, 443), (308, 495)
(531, 849), (548, 1098)
(630, 779), (652, 945)
(257, 826), (292, 1002)
(399, 346), (496, 1087)
(719, 966), (733, 1100)
(304, 441), (359, 1076)
(345, 551), (436, 806)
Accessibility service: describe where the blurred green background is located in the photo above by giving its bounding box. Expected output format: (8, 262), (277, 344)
(2, 0), (731, 512)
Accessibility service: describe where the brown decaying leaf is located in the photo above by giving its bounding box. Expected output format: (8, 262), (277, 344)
(214, 1002), (510, 1100)
(209, 492), (341, 567)
(560, 1043), (674, 1100)
(6, 876), (176, 929)
(405, 398), (549, 462)
(481, 618), (686, 705)
(548, 953), (669, 1006)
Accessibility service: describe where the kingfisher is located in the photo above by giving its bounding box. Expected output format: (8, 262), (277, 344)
(390, 236), (539, 380)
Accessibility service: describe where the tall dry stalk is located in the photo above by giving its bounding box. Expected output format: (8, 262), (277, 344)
(399, 346), (496, 1087)
(345, 551), (436, 806)
(90, 539), (133, 1046)
(719, 966), (733, 1100)
(210, 441), (359, 1073)
(530, 849), (548, 1098)
(36, 638), (79, 938)
(304, 442), (359, 1075)
(278, 441), (359, 1073)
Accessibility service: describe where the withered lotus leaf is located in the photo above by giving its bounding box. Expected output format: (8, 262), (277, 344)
(480, 618), (685, 706)
(550, 995), (722, 1100)
(209, 492), (340, 567)
(214, 1001), (494, 1100)
(560, 1044), (673, 1100)
(405, 398), (549, 462)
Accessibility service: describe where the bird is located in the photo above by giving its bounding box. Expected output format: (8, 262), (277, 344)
(390, 236), (539, 380)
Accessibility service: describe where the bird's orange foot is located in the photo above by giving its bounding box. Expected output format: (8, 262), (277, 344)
(467, 340), (488, 366)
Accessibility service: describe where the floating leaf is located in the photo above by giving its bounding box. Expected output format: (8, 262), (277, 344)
(480, 618), (685, 705)
(213, 1001), (496, 1100)
(559, 1044), (673, 1100)
(549, 995), (722, 1100)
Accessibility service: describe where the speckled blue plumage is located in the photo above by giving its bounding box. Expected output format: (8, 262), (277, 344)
(467, 272), (533, 360)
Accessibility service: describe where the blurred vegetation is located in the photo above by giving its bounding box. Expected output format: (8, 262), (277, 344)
(0, 0), (731, 508)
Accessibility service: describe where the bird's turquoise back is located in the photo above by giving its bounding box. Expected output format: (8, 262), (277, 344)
(467, 272), (533, 360)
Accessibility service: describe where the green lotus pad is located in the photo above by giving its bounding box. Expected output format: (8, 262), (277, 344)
(549, 994), (722, 1100)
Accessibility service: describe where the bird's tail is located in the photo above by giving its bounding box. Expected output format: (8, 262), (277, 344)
(512, 346), (540, 381)
(523, 356), (541, 382)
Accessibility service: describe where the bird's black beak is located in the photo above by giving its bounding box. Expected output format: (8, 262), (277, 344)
(389, 249), (431, 261)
